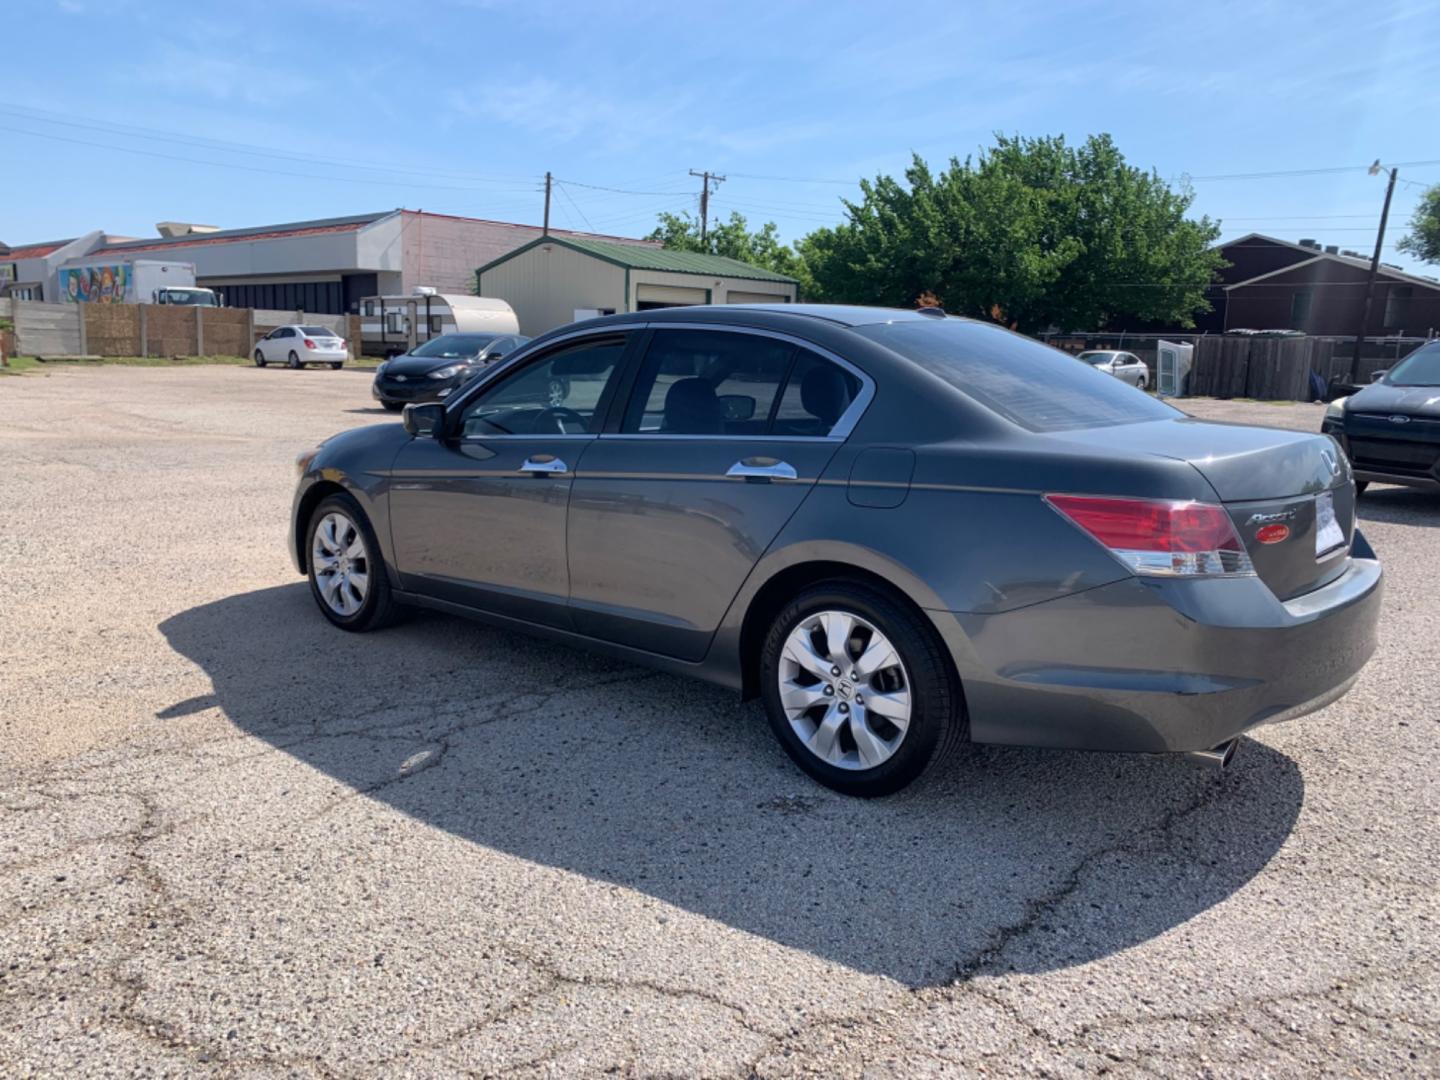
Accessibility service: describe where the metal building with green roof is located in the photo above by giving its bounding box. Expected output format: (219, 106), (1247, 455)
(475, 234), (798, 335)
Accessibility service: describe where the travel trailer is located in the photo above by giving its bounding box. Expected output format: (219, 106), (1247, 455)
(357, 289), (519, 357)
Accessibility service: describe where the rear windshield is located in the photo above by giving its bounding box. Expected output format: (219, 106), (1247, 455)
(412, 334), (498, 358)
(1076, 351), (1117, 365)
(298, 325), (336, 336)
(856, 319), (1179, 432)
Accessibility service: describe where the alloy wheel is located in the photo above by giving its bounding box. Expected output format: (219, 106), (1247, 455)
(311, 511), (370, 617)
(778, 609), (912, 771)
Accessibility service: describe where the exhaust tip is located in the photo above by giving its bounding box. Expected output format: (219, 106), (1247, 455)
(1185, 738), (1239, 771)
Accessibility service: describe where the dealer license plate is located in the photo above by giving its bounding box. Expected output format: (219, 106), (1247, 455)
(1315, 491), (1345, 555)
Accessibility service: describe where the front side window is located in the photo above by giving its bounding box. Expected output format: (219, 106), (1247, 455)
(621, 329), (795, 435)
(459, 335), (627, 437)
(858, 319), (1178, 432)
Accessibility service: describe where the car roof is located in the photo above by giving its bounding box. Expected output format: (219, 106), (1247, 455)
(631, 303), (950, 328)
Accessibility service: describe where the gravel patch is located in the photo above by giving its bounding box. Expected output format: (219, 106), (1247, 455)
(1, 369), (1436, 1076)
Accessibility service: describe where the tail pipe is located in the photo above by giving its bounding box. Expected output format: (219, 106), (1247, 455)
(1185, 738), (1239, 771)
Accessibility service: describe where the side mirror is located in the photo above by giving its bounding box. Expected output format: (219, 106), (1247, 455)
(719, 394), (757, 421)
(402, 402), (445, 438)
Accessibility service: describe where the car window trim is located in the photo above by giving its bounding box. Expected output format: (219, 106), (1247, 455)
(603, 322), (874, 441)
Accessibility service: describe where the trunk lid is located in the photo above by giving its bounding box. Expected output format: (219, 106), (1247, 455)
(1055, 418), (1355, 600)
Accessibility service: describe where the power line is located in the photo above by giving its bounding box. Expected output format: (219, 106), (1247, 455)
(555, 182), (597, 233)
(1186, 159), (1440, 181)
(0, 103), (539, 186)
(0, 123), (546, 196)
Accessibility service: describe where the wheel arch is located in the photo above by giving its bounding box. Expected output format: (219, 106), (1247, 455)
(734, 555), (956, 702)
(293, 480), (349, 573)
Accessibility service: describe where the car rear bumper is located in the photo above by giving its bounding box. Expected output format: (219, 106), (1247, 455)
(302, 350), (348, 363)
(931, 547), (1383, 753)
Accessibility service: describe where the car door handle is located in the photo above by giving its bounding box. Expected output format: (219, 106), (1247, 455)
(519, 455), (568, 475)
(726, 458), (797, 481)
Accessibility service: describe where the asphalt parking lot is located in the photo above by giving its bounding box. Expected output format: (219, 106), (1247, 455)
(2, 366), (1437, 1078)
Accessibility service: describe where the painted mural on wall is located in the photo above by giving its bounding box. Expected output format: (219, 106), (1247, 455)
(60, 265), (129, 304)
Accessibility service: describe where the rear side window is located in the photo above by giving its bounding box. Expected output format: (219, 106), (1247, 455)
(857, 320), (1179, 432)
(772, 350), (861, 436)
(622, 330), (793, 435)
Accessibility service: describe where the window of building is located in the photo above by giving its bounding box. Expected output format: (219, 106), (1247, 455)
(1384, 286), (1413, 331)
(364, 301), (374, 317)
(1290, 289), (1313, 327)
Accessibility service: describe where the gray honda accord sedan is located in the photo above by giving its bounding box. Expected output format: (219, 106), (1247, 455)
(290, 305), (1382, 796)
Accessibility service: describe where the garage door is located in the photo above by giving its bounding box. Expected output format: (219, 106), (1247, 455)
(725, 290), (790, 305)
(636, 284), (708, 309)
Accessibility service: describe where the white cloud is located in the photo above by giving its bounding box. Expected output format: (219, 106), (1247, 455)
(137, 45), (317, 107)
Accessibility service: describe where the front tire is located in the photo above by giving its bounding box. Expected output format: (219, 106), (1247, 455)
(254, 350), (267, 367)
(306, 494), (402, 632)
(760, 581), (962, 797)
(381, 401), (403, 412)
(288, 351), (302, 369)
(330, 362), (344, 370)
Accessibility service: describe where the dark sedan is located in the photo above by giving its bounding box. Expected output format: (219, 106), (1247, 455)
(1323, 340), (1440, 493)
(371, 332), (530, 411)
(293, 306), (1382, 796)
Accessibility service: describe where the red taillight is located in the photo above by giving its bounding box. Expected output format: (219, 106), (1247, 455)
(1045, 494), (1254, 577)
(303, 338), (318, 349)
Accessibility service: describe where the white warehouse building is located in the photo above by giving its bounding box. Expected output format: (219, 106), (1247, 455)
(3, 210), (657, 313)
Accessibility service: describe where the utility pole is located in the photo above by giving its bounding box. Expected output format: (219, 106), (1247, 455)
(1350, 162), (1398, 381)
(689, 169), (726, 246)
(543, 171), (552, 236)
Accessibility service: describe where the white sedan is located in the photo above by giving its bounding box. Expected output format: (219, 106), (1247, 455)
(1077, 349), (1149, 388)
(254, 325), (349, 369)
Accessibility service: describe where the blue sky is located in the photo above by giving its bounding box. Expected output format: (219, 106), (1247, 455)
(5, 0), (1439, 272)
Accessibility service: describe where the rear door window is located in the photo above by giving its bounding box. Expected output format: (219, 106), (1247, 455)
(621, 329), (794, 435)
(857, 319), (1179, 432)
(772, 350), (862, 436)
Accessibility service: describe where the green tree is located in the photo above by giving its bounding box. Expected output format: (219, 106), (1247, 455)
(800, 134), (1224, 332)
(1397, 184), (1440, 265)
(647, 210), (804, 280)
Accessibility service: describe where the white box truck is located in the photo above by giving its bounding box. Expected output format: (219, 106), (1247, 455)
(56, 258), (221, 306)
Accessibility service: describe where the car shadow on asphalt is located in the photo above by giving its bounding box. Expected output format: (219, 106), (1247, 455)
(159, 583), (1305, 988)
(1356, 487), (1440, 529)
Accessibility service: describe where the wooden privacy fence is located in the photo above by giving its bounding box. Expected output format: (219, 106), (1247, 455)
(1187, 336), (1418, 400)
(8, 299), (360, 359)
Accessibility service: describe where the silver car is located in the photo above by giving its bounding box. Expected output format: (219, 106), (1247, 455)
(290, 306), (1381, 796)
(1078, 349), (1148, 388)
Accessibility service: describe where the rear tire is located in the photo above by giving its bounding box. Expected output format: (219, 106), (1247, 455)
(305, 493), (402, 632)
(254, 350), (266, 367)
(759, 580), (962, 797)
(288, 351), (302, 369)
(1137, 374), (1148, 390)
